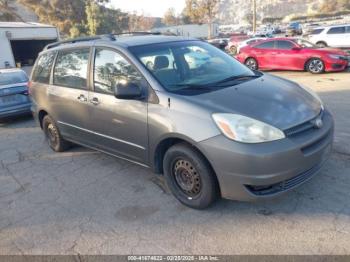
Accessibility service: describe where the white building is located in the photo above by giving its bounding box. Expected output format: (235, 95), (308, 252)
(152, 24), (219, 39)
(0, 22), (59, 69)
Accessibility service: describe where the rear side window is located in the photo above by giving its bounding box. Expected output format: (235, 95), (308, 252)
(32, 52), (55, 84)
(255, 41), (274, 49)
(310, 28), (324, 35)
(327, 27), (346, 34)
(276, 41), (295, 50)
(53, 49), (90, 89)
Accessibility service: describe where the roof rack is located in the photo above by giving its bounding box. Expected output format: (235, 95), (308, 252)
(44, 34), (116, 50)
(114, 31), (161, 37)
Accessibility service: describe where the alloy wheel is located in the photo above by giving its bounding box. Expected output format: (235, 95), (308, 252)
(308, 59), (324, 74)
(246, 58), (258, 70)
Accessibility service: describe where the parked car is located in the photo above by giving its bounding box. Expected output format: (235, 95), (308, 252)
(236, 37), (266, 54)
(227, 34), (271, 55)
(207, 38), (229, 50)
(303, 23), (322, 36)
(30, 34), (333, 209)
(286, 22), (303, 36)
(236, 38), (349, 73)
(226, 33), (250, 54)
(308, 24), (350, 48)
(0, 68), (31, 119)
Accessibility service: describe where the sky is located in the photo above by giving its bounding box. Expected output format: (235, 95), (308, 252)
(110, 0), (186, 17)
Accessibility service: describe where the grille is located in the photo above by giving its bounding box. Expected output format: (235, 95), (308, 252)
(284, 110), (324, 137)
(246, 163), (322, 196)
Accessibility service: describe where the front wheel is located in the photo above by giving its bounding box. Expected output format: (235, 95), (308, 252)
(163, 143), (219, 209)
(42, 115), (71, 152)
(306, 58), (325, 74)
(245, 58), (258, 70)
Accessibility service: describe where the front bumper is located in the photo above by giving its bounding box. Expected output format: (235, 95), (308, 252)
(324, 58), (348, 72)
(0, 102), (32, 119)
(198, 110), (334, 201)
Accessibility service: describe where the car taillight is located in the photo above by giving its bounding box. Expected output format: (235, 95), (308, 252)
(27, 81), (32, 95)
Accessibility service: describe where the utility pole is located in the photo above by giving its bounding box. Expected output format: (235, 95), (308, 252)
(252, 0), (257, 33)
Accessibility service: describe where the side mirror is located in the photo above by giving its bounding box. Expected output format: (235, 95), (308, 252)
(114, 81), (143, 100)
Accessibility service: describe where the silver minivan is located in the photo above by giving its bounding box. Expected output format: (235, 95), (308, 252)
(30, 34), (334, 209)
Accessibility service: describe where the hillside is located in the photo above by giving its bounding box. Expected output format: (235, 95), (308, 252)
(217, 0), (323, 24)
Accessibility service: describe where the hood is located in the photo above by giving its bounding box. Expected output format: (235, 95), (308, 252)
(184, 74), (322, 130)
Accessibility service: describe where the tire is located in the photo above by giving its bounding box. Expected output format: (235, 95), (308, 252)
(230, 45), (237, 55)
(163, 143), (219, 209)
(316, 42), (327, 48)
(306, 58), (325, 74)
(245, 57), (258, 70)
(42, 115), (70, 152)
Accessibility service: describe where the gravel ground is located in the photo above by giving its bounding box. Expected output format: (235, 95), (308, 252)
(0, 71), (349, 255)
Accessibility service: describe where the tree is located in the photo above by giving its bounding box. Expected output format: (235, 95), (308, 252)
(182, 0), (202, 24)
(128, 11), (155, 32)
(0, 0), (24, 21)
(162, 7), (177, 26)
(85, 1), (101, 35)
(198, 0), (220, 38)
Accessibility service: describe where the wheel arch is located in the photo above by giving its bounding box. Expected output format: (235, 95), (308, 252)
(152, 134), (214, 176)
(38, 109), (49, 129)
(316, 40), (327, 47)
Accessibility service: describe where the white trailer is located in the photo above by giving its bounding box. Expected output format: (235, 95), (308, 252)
(152, 24), (219, 39)
(0, 22), (59, 69)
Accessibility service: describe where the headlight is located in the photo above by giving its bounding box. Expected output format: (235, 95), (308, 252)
(299, 84), (324, 110)
(328, 54), (341, 60)
(212, 114), (285, 143)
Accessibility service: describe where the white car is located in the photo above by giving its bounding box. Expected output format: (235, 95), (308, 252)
(308, 24), (350, 48)
(236, 37), (266, 54)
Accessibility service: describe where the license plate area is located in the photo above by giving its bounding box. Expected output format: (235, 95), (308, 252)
(0, 94), (25, 105)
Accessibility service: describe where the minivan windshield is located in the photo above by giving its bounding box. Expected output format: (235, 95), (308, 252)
(129, 41), (257, 93)
(0, 71), (28, 86)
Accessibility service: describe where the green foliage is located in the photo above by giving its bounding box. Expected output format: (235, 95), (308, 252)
(18, 0), (129, 37)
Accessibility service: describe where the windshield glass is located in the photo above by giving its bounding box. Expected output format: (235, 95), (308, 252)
(0, 71), (28, 85)
(129, 41), (256, 92)
(292, 39), (316, 48)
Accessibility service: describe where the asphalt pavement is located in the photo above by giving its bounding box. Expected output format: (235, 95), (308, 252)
(0, 71), (349, 255)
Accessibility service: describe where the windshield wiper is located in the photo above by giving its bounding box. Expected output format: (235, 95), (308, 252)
(214, 74), (260, 85)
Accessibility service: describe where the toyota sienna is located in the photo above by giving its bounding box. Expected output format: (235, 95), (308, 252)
(30, 34), (334, 209)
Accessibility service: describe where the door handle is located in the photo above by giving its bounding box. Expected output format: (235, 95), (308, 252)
(90, 97), (100, 105)
(77, 94), (87, 102)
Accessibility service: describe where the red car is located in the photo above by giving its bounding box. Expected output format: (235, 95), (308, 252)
(236, 38), (349, 74)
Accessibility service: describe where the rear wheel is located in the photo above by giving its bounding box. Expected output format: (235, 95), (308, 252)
(316, 42), (327, 48)
(42, 115), (70, 152)
(245, 57), (258, 70)
(306, 58), (325, 74)
(230, 45), (237, 55)
(163, 143), (219, 209)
